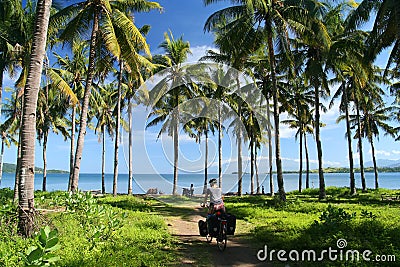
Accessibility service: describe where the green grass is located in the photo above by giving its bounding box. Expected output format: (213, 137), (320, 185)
(224, 187), (400, 266)
(0, 190), (178, 267)
(2, 187), (400, 266)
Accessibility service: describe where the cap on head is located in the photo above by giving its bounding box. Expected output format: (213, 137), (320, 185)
(209, 178), (217, 185)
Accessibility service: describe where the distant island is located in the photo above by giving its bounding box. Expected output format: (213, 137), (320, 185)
(2, 163), (69, 174)
(232, 166), (400, 175)
(284, 166), (400, 173)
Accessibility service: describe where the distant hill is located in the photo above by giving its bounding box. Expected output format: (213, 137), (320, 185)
(362, 159), (400, 168)
(2, 163), (68, 174)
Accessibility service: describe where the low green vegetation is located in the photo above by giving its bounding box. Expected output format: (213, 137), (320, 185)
(0, 189), (177, 267)
(225, 187), (400, 266)
(1, 187), (399, 266)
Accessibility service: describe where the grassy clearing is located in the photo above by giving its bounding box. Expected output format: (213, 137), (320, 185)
(0, 189), (178, 267)
(224, 187), (400, 266)
(2, 187), (400, 266)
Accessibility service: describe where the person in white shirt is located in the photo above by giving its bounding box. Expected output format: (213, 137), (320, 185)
(202, 178), (225, 214)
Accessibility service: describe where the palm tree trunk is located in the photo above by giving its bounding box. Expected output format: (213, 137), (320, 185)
(267, 34), (285, 201)
(0, 137), (4, 186)
(204, 130), (209, 194)
(0, 65), (4, 122)
(370, 137), (379, 189)
(250, 136), (254, 195)
(173, 93), (179, 195)
(68, 106), (76, 191)
(343, 82), (356, 195)
(255, 145), (260, 194)
(72, 8), (99, 192)
(266, 97), (274, 196)
(304, 132), (310, 189)
(315, 84), (326, 200)
(218, 105), (222, 188)
(42, 131), (48, 191)
(113, 60), (123, 197)
(102, 125), (106, 194)
(298, 126), (303, 193)
(14, 95), (23, 202)
(237, 104), (243, 196)
(355, 100), (366, 192)
(128, 98), (133, 195)
(18, 0), (52, 237)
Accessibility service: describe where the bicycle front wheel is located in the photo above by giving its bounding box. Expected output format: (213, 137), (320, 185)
(217, 225), (227, 251)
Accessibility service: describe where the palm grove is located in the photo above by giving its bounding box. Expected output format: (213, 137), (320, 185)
(0, 0), (399, 237)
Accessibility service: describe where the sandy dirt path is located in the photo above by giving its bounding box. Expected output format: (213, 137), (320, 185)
(155, 197), (270, 266)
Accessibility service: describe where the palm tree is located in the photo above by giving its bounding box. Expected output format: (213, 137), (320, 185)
(326, 1), (368, 195)
(297, 1), (339, 200)
(0, 0), (24, 119)
(120, 24), (154, 195)
(0, 91), (20, 186)
(347, 0), (400, 75)
(51, 0), (160, 192)
(204, 0), (317, 200)
(282, 82), (314, 192)
(350, 98), (395, 189)
(202, 17), (262, 196)
(51, 41), (87, 191)
(36, 83), (70, 191)
(147, 32), (192, 195)
(91, 83), (116, 194)
(18, 0), (52, 238)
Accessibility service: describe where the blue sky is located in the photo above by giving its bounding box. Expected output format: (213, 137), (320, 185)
(2, 0), (399, 174)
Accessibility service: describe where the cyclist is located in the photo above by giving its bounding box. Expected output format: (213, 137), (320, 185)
(202, 178), (225, 214)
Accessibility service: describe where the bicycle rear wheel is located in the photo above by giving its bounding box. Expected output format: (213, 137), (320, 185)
(217, 224), (227, 251)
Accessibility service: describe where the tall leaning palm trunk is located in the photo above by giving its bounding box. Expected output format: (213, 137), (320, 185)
(205, 129), (209, 189)
(101, 124), (106, 194)
(72, 9), (99, 192)
(370, 136), (379, 189)
(255, 145), (260, 194)
(237, 103), (243, 196)
(42, 132), (48, 191)
(0, 137), (5, 186)
(18, 0), (52, 237)
(266, 97), (274, 196)
(68, 106), (76, 191)
(113, 61), (123, 197)
(267, 33), (285, 201)
(172, 93), (179, 195)
(343, 82), (356, 195)
(250, 136), (255, 194)
(14, 95), (23, 202)
(315, 84), (326, 200)
(298, 123), (303, 192)
(304, 132), (310, 189)
(355, 98), (366, 191)
(218, 105), (222, 188)
(127, 99), (133, 195)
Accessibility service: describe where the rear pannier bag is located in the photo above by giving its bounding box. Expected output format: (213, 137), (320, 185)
(198, 220), (208, 236)
(207, 214), (219, 237)
(225, 213), (236, 235)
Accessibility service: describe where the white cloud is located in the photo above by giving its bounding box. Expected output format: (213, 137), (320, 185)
(186, 45), (218, 63)
(369, 149), (391, 156)
(392, 150), (400, 155)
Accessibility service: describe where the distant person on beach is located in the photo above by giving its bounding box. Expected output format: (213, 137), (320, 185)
(201, 178), (225, 214)
(190, 184), (194, 197)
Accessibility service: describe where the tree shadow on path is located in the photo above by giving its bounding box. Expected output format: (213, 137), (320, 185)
(150, 196), (273, 267)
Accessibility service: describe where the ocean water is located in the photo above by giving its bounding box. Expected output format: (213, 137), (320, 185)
(0, 172), (399, 195)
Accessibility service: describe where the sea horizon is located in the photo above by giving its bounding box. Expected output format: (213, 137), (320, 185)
(1, 172), (399, 195)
